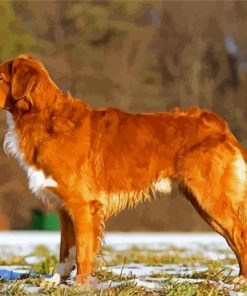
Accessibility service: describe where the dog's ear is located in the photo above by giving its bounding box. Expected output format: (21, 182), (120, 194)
(11, 60), (38, 108)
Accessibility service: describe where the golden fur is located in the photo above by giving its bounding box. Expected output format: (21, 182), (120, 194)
(0, 55), (247, 284)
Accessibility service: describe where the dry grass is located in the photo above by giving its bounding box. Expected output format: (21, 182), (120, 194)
(0, 244), (246, 295)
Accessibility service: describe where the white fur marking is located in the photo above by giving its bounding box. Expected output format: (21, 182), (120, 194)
(232, 153), (247, 202)
(57, 245), (76, 277)
(44, 253), (76, 286)
(4, 112), (60, 209)
(233, 154), (247, 186)
(154, 178), (172, 194)
(27, 167), (58, 197)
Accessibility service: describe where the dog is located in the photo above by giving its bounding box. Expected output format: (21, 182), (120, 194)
(0, 54), (247, 284)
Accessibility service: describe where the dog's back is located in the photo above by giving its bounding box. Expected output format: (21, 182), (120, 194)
(0, 55), (247, 284)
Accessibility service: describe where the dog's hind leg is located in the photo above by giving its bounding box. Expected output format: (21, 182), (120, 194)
(181, 186), (246, 275)
(180, 142), (247, 277)
(91, 200), (105, 255)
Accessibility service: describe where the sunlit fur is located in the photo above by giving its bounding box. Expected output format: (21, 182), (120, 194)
(0, 55), (247, 284)
(4, 113), (60, 209)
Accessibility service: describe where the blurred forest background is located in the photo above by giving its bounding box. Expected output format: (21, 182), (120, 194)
(0, 0), (247, 231)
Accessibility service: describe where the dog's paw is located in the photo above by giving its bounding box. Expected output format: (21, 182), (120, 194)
(74, 274), (100, 287)
(75, 274), (87, 285)
(87, 275), (100, 288)
(66, 270), (99, 288)
(40, 273), (61, 288)
(233, 275), (247, 285)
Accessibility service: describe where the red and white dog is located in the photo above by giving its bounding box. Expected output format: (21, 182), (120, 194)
(0, 54), (247, 284)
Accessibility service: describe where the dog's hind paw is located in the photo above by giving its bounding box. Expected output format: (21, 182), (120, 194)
(233, 276), (247, 285)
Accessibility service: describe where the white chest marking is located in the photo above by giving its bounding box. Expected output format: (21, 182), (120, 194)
(4, 112), (60, 209)
(27, 168), (57, 194)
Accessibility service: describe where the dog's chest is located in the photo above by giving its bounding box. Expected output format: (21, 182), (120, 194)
(4, 113), (61, 209)
(27, 167), (61, 209)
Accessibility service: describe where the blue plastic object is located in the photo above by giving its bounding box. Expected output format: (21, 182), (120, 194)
(0, 268), (53, 280)
(0, 269), (29, 280)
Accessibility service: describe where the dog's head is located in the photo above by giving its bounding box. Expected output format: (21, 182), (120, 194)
(0, 54), (57, 112)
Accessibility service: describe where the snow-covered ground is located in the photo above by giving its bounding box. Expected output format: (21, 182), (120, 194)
(0, 232), (246, 295)
(0, 231), (229, 254)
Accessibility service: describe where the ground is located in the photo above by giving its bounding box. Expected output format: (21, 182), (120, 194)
(0, 232), (246, 295)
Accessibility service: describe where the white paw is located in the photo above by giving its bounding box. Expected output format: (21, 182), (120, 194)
(41, 273), (61, 287)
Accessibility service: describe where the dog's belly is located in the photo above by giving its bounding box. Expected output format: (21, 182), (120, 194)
(104, 177), (173, 218)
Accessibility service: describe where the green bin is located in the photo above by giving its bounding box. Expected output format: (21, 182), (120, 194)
(30, 210), (60, 231)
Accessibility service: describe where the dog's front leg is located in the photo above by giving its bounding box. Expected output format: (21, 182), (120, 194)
(44, 209), (75, 286)
(57, 209), (76, 281)
(68, 201), (95, 284)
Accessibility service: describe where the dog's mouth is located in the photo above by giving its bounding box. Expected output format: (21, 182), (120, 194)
(3, 98), (12, 111)
(0, 82), (31, 112)
(0, 93), (9, 110)
(0, 96), (32, 113)
(0, 78), (10, 110)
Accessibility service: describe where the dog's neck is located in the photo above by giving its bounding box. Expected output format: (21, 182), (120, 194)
(6, 86), (90, 166)
(11, 84), (89, 124)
